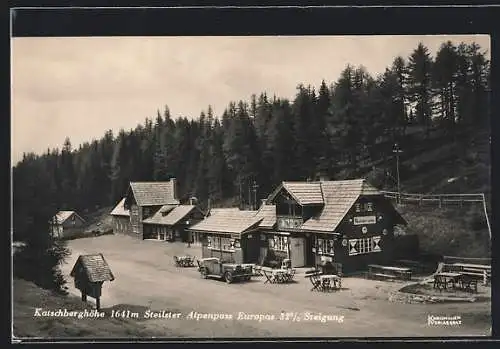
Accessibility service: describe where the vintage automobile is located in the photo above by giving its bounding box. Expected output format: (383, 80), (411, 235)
(197, 257), (253, 283)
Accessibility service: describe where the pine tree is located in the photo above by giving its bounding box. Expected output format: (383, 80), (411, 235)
(407, 43), (434, 137)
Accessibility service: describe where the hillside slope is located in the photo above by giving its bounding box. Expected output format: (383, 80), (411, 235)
(366, 126), (491, 197)
(12, 279), (171, 339)
(397, 204), (491, 258)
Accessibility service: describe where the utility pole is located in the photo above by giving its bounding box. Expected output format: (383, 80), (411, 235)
(252, 180), (259, 210)
(393, 143), (403, 204)
(248, 180), (252, 211)
(239, 177), (242, 210)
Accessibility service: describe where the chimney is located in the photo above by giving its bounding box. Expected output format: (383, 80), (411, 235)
(170, 177), (177, 200)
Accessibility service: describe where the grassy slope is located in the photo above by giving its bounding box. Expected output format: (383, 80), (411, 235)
(13, 279), (170, 339)
(397, 204), (491, 258)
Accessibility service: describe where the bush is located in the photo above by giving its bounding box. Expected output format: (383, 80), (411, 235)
(14, 239), (71, 295)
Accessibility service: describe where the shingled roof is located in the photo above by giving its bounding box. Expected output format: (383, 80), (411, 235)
(142, 205), (201, 226)
(188, 208), (262, 238)
(52, 211), (85, 224)
(110, 198), (130, 217)
(300, 179), (382, 232)
(126, 180), (179, 207)
(254, 203), (276, 228)
(70, 253), (115, 283)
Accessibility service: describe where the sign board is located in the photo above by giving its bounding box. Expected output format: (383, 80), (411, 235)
(353, 216), (376, 225)
(277, 217), (302, 229)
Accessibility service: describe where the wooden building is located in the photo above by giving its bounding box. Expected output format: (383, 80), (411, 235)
(50, 210), (86, 239)
(70, 253), (114, 310)
(262, 179), (407, 273)
(187, 205), (276, 264)
(111, 179), (180, 239)
(109, 198), (131, 234)
(142, 204), (205, 243)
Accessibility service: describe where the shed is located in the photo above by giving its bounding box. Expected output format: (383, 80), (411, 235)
(70, 253), (114, 309)
(50, 210), (86, 239)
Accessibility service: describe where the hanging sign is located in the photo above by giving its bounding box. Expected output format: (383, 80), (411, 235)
(353, 216), (377, 225)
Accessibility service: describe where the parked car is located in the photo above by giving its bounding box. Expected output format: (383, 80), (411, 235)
(197, 257), (253, 283)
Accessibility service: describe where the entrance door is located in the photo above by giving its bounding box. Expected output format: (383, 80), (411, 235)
(289, 237), (306, 267)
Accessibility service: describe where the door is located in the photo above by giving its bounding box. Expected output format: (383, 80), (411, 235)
(289, 237), (306, 267)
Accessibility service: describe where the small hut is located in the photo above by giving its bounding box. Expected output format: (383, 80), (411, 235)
(70, 253), (115, 310)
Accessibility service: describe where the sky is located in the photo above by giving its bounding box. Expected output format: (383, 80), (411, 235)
(11, 35), (490, 165)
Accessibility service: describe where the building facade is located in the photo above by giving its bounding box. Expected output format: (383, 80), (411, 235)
(142, 204), (206, 243)
(50, 210), (86, 239)
(110, 179), (179, 239)
(262, 179), (407, 273)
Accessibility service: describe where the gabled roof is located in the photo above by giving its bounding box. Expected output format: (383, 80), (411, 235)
(254, 203), (276, 228)
(300, 179), (382, 232)
(52, 211), (85, 224)
(142, 205), (201, 226)
(126, 181), (179, 207)
(110, 198), (130, 217)
(267, 181), (324, 205)
(188, 208), (262, 238)
(70, 253), (115, 283)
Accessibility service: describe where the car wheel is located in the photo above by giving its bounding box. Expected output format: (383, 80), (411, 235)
(200, 267), (209, 279)
(224, 271), (234, 284)
(244, 276), (251, 281)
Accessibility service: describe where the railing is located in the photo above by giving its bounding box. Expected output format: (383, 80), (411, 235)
(380, 191), (484, 205)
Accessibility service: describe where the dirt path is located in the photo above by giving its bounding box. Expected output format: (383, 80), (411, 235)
(60, 235), (491, 338)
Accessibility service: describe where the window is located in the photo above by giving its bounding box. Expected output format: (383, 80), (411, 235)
(355, 202), (374, 213)
(317, 238), (335, 256)
(269, 235), (288, 252)
(348, 236), (382, 256)
(208, 236), (234, 252)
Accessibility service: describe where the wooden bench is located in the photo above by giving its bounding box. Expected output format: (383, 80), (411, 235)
(371, 273), (397, 280)
(368, 264), (412, 281)
(454, 263), (491, 285)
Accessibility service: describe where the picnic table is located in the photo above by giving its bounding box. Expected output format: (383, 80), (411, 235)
(433, 271), (479, 293)
(304, 271), (341, 292)
(433, 272), (462, 290)
(453, 263), (491, 284)
(173, 255), (195, 267)
(320, 274), (342, 291)
(441, 263), (491, 285)
(262, 267), (296, 284)
(368, 264), (412, 281)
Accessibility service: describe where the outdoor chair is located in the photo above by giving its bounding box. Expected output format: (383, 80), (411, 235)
(253, 265), (263, 276)
(307, 273), (323, 292)
(262, 268), (276, 284)
(460, 275), (478, 293)
(433, 274), (447, 291)
(285, 269), (296, 282)
(173, 256), (181, 267)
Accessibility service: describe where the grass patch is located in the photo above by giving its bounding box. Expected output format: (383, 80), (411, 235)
(13, 279), (174, 339)
(399, 205), (490, 258)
